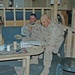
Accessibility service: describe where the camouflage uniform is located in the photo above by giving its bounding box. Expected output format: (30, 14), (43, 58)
(27, 22), (42, 64)
(27, 22), (39, 28)
(21, 22), (41, 38)
(40, 21), (64, 75)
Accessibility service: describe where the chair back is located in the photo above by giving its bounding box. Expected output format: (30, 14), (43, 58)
(58, 30), (68, 58)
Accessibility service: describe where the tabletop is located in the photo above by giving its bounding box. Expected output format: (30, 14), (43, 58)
(0, 44), (44, 60)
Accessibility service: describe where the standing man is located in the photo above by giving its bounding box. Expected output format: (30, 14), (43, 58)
(40, 14), (64, 75)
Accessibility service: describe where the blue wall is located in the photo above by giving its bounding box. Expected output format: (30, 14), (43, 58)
(6, 12), (41, 20)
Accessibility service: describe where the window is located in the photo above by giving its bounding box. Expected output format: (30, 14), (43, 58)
(51, 0), (60, 4)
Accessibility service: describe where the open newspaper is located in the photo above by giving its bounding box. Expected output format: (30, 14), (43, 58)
(20, 41), (41, 48)
(21, 26), (30, 37)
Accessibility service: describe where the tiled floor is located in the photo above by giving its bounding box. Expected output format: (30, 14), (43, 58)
(0, 53), (75, 75)
(30, 54), (58, 75)
(30, 54), (75, 75)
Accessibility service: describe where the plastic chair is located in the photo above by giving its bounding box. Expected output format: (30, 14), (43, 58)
(56, 30), (75, 75)
(56, 30), (67, 75)
(58, 30), (68, 58)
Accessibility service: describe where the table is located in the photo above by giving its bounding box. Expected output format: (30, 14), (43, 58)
(0, 45), (44, 75)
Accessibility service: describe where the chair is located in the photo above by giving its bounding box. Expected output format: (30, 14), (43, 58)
(2, 26), (22, 44)
(56, 30), (75, 75)
(58, 29), (68, 58)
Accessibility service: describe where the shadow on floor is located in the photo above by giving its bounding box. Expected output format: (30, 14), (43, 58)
(0, 54), (75, 75)
(30, 54), (59, 75)
(30, 54), (75, 75)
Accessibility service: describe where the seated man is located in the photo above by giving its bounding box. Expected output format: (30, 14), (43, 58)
(27, 13), (42, 64)
(40, 14), (64, 75)
(21, 13), (42, 64)
(27, 13), (38, 27)
(21, 13), (41, 38)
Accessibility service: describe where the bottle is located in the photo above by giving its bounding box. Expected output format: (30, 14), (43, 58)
(7, 44), (10, 51)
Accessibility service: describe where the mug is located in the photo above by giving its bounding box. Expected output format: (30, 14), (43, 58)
(13, 41), (17, 49)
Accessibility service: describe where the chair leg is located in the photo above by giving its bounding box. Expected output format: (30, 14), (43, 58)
(56, 64), (63, 75)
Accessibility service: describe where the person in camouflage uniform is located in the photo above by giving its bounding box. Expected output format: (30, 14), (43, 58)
(21, 13), (42, 64)
(40, 14), (64, 75)
(27, 13), (42, 64)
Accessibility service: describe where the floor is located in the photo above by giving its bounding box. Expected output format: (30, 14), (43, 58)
(30, 54), (75, 75)
(0, 54), (75, 75)
(30, 54), (59, 75)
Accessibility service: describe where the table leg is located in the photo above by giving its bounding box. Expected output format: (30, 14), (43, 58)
(23, 56), (30, 75)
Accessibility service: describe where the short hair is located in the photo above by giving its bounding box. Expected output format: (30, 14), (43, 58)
(41, 14), (49, 20)
(30, 13), (36, 18)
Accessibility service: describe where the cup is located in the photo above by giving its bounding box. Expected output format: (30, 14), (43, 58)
(13, 41), (17, 49)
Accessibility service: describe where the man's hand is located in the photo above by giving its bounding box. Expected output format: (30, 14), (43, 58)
(28, 27), (32, 31)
